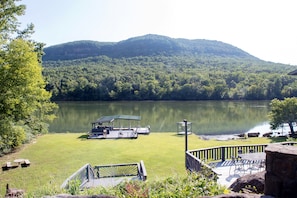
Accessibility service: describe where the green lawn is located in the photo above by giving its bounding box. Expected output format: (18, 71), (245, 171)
(0, 132), (275, 196)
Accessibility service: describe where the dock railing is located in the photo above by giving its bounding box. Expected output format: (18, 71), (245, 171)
(186, 141), (297, 173)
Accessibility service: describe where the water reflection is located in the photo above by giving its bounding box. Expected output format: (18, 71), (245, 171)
(49, 101), (271, 135)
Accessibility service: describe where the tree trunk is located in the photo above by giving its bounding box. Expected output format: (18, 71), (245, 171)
(289, 122), (295, 135)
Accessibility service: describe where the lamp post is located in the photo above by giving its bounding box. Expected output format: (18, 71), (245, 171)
(184, 119), (188, 152)
(184, 119), (188, 169)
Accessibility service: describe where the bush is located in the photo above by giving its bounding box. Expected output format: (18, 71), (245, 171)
(31, 170), (226, 197)
(78, 170), (226, 197)
(0, 120), (25, 155)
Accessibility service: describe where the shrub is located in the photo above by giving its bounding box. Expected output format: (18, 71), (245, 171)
(81, 170), (226, 197)
(0, 121), (25, 155)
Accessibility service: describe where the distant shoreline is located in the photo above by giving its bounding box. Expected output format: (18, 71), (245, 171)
(198, 134), (242, 141)
(198, 127), (290, 140)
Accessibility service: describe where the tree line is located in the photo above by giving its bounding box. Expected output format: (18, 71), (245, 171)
(43, 55), (297, 101)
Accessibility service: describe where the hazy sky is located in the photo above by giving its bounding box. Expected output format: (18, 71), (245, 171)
(18, 0), (297, 65)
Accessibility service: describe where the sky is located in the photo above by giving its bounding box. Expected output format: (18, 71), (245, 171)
(18, 0), (297, 65)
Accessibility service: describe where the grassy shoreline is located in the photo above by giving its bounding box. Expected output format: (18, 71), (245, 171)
(0, 132), (275, 196)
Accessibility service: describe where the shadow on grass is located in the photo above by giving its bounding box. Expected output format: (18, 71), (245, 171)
(78, 134), (89, 140)
(268, 136), (289, 143)
(172, 134), (187, 138)
(77, 134), (140, 141)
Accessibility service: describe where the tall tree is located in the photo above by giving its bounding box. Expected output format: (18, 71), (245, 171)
(0, 0), (25, 39)
(269, 97), (297, 135)
(0, 0), (57, 154)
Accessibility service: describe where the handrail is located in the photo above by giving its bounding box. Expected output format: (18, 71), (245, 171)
(94, 162), (139, 178)
(188, 144), (268, 162)
(61, 163), (92, 189)
(93, 161), (147, 181)
(186, 141), (297, 173)
(61, 161), (147, 189)
(186, 151), (203, 172)
(139, 160), (147, 181)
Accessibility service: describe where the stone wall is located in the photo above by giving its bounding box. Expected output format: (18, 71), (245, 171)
(265, 144), (297, 198)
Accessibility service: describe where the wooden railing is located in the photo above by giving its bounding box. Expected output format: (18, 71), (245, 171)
(186, 142), (297, 173)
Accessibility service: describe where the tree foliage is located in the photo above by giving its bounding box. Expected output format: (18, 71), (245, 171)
(269, 97), (297, 134)
(0, 0), (25, 40)
(42, 55), (297, 101)
(41, 32), (297, 102)
(0, 0), (57, 155)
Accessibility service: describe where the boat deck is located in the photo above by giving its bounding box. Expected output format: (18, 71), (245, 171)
(88, 115), (149, 139)
(88, 130), (138, 139)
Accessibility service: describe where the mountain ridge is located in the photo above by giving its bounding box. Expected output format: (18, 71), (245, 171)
(43, 34), (260, 61)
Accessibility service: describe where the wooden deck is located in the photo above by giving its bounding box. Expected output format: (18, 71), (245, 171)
(186, 141), (297, 187)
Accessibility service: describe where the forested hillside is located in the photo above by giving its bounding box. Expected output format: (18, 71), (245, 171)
(42, 35), (297, 101)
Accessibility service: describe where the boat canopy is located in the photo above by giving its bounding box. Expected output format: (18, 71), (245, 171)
(93, 115), (141, 124)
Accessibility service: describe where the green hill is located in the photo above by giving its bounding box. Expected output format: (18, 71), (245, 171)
(41, 34), (297, 101)
(43, 34), (259, 61)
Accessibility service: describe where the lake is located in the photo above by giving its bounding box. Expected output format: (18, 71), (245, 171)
(49, 100), (272, 135)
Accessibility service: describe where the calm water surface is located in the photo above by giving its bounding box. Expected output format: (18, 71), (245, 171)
(49, 101), (271, 135)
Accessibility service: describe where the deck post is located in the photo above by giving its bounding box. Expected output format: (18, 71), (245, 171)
(221, 146), (225, 162)
(87, 165), (92, 180)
